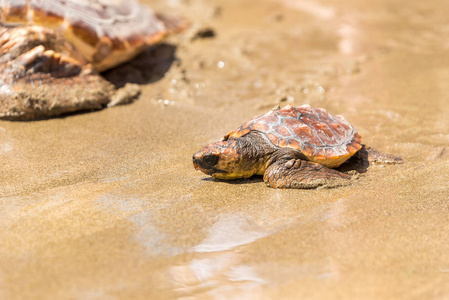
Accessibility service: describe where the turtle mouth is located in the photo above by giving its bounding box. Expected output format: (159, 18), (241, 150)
(193, 157), (227, 176)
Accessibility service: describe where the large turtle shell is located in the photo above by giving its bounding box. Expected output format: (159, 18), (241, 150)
(226, 104), (362, 168)
(0, 0), (184, 71)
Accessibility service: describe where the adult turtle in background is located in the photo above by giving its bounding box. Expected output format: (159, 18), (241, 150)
(193, 104), (403, 189)
(0, 0), (186, 120)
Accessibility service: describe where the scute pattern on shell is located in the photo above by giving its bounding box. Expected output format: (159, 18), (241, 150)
(0, 0), (170, 71)
(228, 104), (362, 167)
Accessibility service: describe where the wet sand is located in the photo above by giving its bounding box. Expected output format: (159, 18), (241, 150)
(1, 0), (449, 299)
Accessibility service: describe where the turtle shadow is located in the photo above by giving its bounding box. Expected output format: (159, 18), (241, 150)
(336, 146), (370, 174)
(102, 43), (178, 88)
(202, 176), (264, 185)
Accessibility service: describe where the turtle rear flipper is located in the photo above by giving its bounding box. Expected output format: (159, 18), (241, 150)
(263, 159), (352, 189)
(363, 146), (403, 164)
(337, 145), (403, 173)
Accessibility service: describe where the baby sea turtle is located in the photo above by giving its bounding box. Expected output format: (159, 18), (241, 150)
(0, 0), (186, 120)
(193, 104), (403, 189)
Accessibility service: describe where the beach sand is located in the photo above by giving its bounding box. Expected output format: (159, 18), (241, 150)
(1, 0), (449, 298)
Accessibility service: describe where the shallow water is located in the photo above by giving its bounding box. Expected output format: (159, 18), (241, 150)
(1, 0), (449, 299)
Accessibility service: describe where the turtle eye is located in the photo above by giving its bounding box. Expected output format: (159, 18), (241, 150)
(203, 154), (219, 167)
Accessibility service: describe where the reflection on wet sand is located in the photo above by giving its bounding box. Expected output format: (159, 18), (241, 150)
(167, 202), (357, 298)
(192, 214), (270, 253)
(170, 214), (271, 298)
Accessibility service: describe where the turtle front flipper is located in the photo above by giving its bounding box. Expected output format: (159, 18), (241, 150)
(264, 159), (352, 189)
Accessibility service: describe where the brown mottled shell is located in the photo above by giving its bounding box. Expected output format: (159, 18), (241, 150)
(227, 104), (362, 168)
(0, 0), (186, 71)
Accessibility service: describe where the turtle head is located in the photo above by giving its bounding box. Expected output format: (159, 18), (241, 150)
(193, 139), (249, 179)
